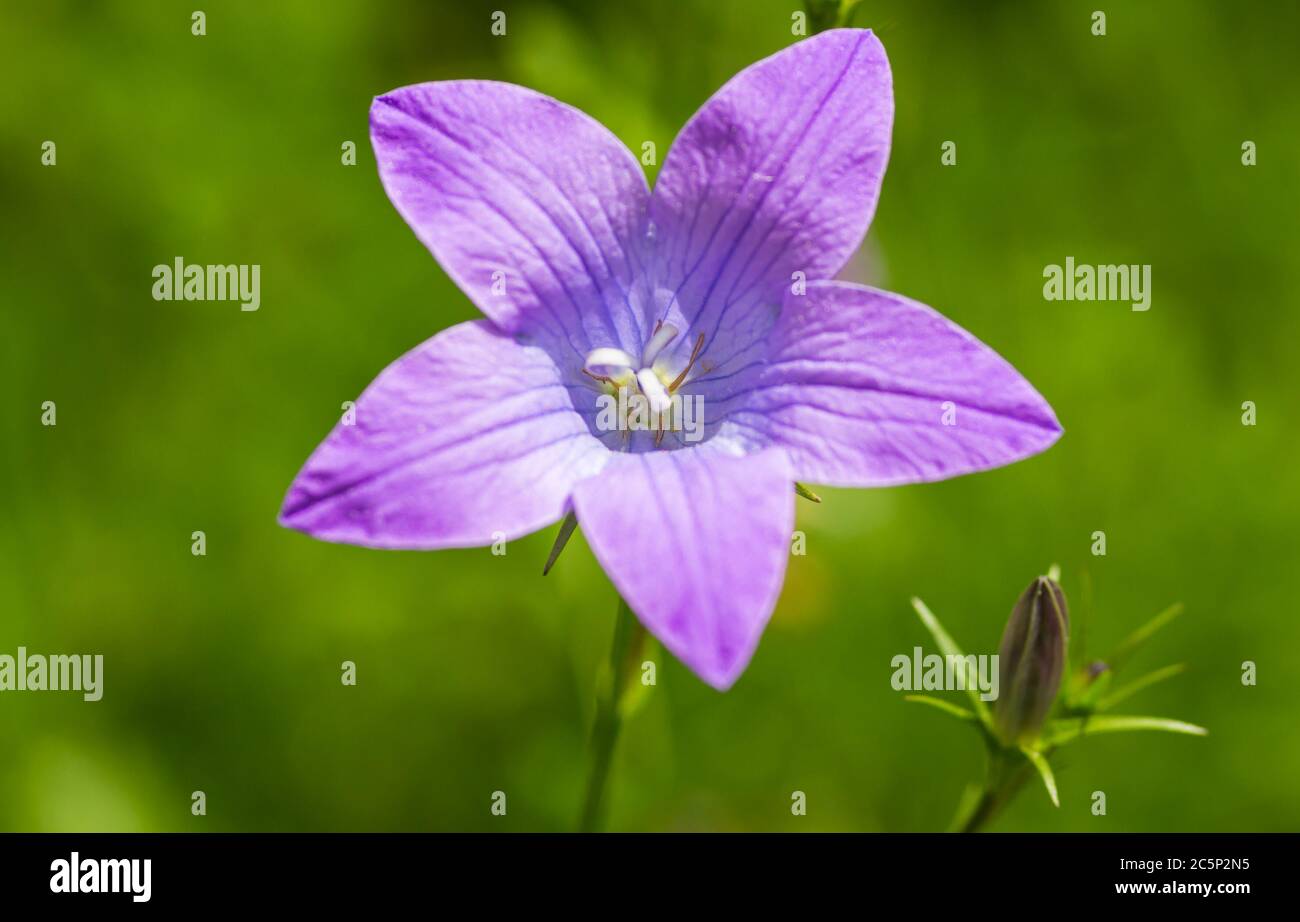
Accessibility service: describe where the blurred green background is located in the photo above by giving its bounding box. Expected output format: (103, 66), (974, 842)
(2, 0), (1298, 832)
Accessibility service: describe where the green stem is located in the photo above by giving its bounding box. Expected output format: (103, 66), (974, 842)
(834, 0), (864, 28)
(804, 0), (864, 32)
(578, 596), (646, 832)
(953, 747), (1035, 833)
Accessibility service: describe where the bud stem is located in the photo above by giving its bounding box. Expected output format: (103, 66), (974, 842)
(953, 745), (1056, 833)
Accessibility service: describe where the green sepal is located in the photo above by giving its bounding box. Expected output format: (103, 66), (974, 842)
(1020, 746), (1060, 807)
(1105, 603), (1183, 672)
(910, 597), (993, 730)
(794, 482), (822, 503)
(904, 695), (977, 722)
(1097, 663), (1186, 711)
(542, 510), (579, 575)
(1043, 714), (1208, 748)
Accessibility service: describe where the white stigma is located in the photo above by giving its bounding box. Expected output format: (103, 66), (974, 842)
(583, 347), (636, 378)
(640, 322), (679, 368)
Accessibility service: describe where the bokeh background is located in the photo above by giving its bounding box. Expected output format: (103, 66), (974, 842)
(2, 0), (1297, 832)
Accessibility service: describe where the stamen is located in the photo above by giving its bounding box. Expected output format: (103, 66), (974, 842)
(668, 333), (706, 392)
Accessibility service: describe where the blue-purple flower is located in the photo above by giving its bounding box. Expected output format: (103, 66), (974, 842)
(280, 29), (1061, 689)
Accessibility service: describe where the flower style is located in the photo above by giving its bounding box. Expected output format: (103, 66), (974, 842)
(279, 29), (1062, 689)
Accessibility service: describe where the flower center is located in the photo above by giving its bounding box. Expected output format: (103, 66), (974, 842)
(582, 322), (706, 446)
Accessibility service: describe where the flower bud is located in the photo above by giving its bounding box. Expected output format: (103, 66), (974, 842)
(993, 576), (1069, 746)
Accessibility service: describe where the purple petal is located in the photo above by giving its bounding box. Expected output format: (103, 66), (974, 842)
(717, 282), (1062, 487)
(280, 320), (609, 548)
(371, 81), (650, 358)
(648, 29), (892, 342)
(571, 447), (794, 689)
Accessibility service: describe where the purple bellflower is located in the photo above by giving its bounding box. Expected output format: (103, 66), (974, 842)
(279, 30), (1061, 690)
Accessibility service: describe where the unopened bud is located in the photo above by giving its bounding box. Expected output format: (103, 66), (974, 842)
(993, 577), (1069, 745)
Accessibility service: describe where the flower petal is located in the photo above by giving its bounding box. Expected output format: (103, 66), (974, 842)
(371, 81), (651, 358)
(280, 320), (609, 548)
(648, 29), (892, 341)
(571, 447), (794, 689)
(718, 282), (1062, 487)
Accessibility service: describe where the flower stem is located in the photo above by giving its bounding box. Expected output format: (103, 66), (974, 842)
(578, 595), (646, 832)
(951, 746), (1042, 833)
